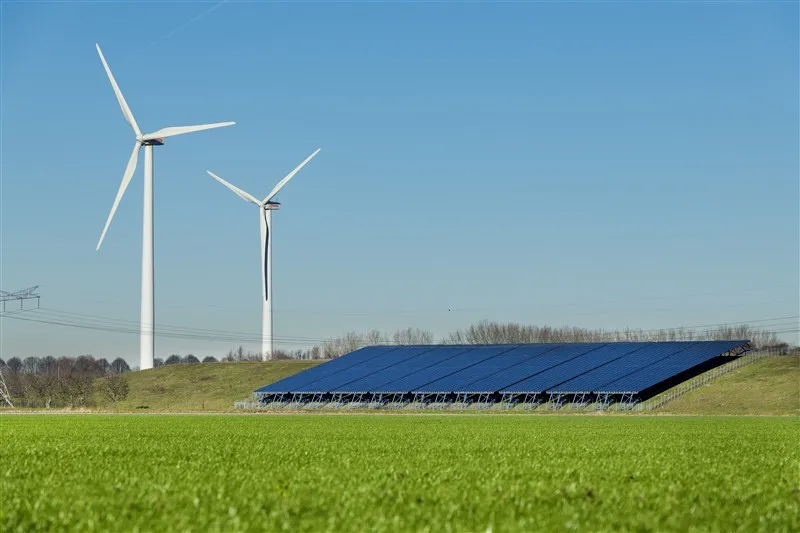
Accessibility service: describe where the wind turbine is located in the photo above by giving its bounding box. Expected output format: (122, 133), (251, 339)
(93, 43), (235, 370)
(206, 148), (321, 360)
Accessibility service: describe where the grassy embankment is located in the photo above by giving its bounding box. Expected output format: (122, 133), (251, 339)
(659, 354), (798, 415)
(84, 355), (800, 415)
(92, 360), (322, 412)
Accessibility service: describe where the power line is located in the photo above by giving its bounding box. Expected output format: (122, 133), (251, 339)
(0, 312), (323, 346)
(1, 306), (796, 347)
(33, 307), (324, 342)
(78, 284), (796, 316)
(24, 305), (800, 340)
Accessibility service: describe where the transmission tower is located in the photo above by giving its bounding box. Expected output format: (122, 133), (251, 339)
(0, 286), (39, 408)
(0, 286), (40, 311)
(0, 369), (12, 408)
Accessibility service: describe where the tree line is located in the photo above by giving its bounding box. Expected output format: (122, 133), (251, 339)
(306, 321), (793, 359)
(0, 355), (130, 408)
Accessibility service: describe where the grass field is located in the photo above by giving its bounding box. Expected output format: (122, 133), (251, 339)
(2, 415), (798, 533)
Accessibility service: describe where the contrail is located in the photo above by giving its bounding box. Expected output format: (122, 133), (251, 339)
(147, 0), (230, 48)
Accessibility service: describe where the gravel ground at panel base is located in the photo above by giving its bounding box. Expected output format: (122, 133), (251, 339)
(2, 414), (798, 533)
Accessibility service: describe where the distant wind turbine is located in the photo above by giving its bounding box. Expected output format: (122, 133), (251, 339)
(94, 43), (235, 370)
(207, 148), (321, 359)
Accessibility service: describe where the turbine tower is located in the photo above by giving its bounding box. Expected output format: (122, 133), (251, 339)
(207, 149), (321, 359)
(94, 43), (235, 370)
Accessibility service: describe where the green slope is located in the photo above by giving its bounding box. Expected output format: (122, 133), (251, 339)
(658, 355), (799, 415)
(93, 360), (322, 412)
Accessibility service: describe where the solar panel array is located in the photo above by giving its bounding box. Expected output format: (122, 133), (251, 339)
(255, 340), (749, 408)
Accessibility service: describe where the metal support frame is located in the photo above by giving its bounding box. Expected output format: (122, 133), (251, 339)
(304, 392), (328, 409)
(347, 393), (367, 408)
(329, 393), (346, 409)
(618, 392), (639, 410)
(473, 393), (493, 409)
(520, 393), (542, 410)
(548, 392), (567, 410)
(499, 392), (517, 409)
(455, 392), (472, 406)
(595, 393), (613, 411)
(724, 343), (751, 358)
(386, 393), (409, 409)
(571, 392), (592, 410)
(428, 393), (449, 409)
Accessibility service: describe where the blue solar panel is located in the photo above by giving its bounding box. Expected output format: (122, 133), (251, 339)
(294, 345), (440, 393)
(413, 344), (537, 392)
(549, 341), (699, 393)
(414, 344), (563, 393)
(254, 345), (399, 393)
(596, 340), (747, 394)
(335, 345), (477, 393)
(371, 345), (518, 393)
(254, 341), (751, 404)
(464, 343), (609, 393)
(500, 342), (649, 394)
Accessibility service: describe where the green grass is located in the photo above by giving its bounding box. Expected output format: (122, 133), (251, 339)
(92, 360), (321, 412)
(660, 355), (800, 415)
(2, 415), (798, 532)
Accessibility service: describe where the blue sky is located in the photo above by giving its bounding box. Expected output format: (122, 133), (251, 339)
(2, 1), (798, 365)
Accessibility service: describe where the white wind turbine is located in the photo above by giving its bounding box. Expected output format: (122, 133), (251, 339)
(207, 148), (321, 359)
(94, 43), (235, 370)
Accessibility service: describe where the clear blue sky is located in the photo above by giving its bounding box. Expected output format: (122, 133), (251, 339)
(2, 1), (798, 365)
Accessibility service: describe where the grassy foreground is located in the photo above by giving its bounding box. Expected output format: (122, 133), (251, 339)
(92, 360), (322, 412)
(2, 415), (798, 533)
(662, 355), (799, 415)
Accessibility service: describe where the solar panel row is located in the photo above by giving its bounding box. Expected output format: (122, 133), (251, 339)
(255, 340), (748, 400)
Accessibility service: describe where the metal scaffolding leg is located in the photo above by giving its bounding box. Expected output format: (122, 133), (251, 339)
(500, 392), (517, 409)
(549, 392), (566, 410)
(618, 393), (639, 411)
(520, 393), (542, 410)
(329, 393), (345, 409)
(572, 393), (591, 410)
(595, 393), (612, 411)
(390, 393), (409, 409)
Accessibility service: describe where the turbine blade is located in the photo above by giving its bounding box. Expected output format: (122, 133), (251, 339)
(263, 148), (321, 204)
(206, 171), (261, 206)
(95, 43), (141, 138)
(96, 141), (142, 250)
(142, 122), (235, 140)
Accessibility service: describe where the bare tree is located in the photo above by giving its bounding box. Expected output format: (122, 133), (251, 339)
(110, 358), (131, 373)
(5, 358), (22, 374)
(101, 374), (130, 403)
(392, 327), (434, 345)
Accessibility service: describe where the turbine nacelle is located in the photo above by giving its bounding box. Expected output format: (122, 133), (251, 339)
(206, 147), (321, 209)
